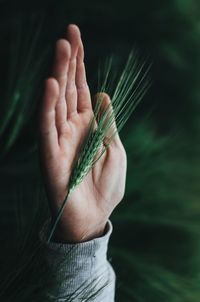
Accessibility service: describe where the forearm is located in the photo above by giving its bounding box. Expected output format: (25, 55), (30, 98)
(40, 220), (116, 301)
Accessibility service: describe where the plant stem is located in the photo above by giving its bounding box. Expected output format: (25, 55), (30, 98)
(47, 190), (71, 243)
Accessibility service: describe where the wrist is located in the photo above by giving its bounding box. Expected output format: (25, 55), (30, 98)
(52, 222), (107, 243)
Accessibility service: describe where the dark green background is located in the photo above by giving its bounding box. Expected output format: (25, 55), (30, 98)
(0, 0), (200, 301)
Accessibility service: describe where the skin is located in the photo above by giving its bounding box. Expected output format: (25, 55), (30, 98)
(39, 24), (127, 243)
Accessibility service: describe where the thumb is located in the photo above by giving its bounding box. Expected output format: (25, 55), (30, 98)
(93, 92), (122, 147)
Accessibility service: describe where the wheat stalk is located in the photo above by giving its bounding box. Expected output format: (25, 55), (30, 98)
(47, 52), (151, 243)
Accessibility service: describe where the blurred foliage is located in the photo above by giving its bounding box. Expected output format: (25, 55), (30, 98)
(0, 0), (200, 301)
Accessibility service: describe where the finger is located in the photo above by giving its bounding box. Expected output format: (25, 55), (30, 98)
(94, 93), (121, 147)
(76, 41), (92, 112)
(52, 39), (70, 131)
(39, 78), (59, 155)
(66, 24), (80, 118)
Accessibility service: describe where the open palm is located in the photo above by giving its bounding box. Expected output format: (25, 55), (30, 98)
(39, 25), (127, 242)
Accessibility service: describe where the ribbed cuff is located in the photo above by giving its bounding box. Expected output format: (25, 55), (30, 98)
(39, 220), (114, 299)
(40, 219), (112, 256)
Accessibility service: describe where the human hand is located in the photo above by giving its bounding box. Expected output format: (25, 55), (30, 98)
(39, 24), (127, 243)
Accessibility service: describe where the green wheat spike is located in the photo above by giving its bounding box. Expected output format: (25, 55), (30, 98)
(69, 131), (104, 192)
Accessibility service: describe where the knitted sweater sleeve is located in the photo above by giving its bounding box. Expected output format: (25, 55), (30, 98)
(40, 220), (116, 301)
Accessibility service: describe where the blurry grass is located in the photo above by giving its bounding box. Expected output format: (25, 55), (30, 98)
(0, 16), (48, 157)
(112, 247), (200, 302)
(120, 121), (200, 230)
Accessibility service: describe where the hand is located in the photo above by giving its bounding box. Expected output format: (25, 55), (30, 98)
(39, 24), (127, 243)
